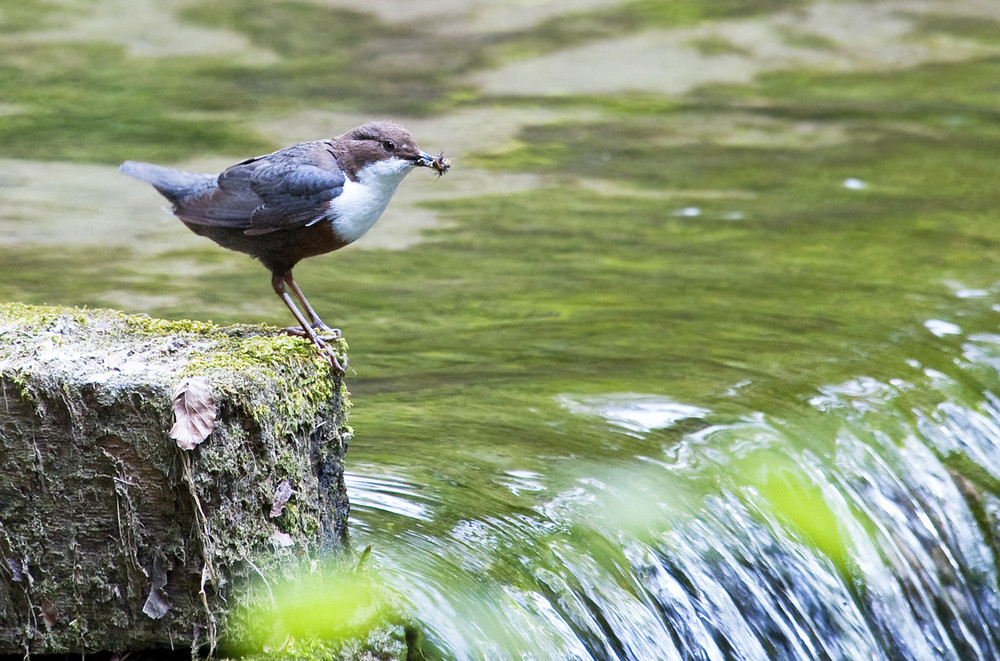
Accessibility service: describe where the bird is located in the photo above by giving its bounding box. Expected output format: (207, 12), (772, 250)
(121, 121), (449, 374)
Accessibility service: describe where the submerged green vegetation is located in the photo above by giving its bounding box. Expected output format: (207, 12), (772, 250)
(0, 40), (272, 162)
(0, 0), (871, 164)
(477, 0), (813, 63)
(0, 2), (456, 162)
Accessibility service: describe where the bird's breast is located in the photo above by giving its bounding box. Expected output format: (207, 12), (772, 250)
(327, 167), (410, 244)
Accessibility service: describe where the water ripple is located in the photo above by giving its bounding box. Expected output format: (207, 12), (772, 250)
(555, 392), (711, 436)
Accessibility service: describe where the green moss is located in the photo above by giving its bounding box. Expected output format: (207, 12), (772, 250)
(180, 332), (341, 433)
(271, 501), (321, 539)
(0, 301), (349, 654)
(0, 300), (67, 328)
(0, 303), (340, 429)
(124, 315), (223, 336)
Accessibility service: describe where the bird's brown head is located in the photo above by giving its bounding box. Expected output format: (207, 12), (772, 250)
(333, 121), (437, 181)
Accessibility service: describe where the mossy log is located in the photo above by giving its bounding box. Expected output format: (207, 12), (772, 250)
(0, 303), (350, 656)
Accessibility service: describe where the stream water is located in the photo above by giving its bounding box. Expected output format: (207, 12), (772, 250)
(2, 1), (1000, 659)
(346, 310), (1000, 659)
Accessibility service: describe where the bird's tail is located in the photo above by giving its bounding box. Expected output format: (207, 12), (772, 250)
(120, 161), (217, 203)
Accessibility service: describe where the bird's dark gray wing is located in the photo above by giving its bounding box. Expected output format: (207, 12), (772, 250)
(170, 143), (346, 234)
(243, 154), (346, 234)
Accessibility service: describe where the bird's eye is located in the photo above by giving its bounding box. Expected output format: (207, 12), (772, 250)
(382, 140), (396, 152)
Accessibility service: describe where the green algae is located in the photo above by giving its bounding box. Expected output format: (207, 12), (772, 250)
(176, 0), (468, 114)
(619, 0), (813, 24)
(0, 41), (274, 163)
(178, 0), (393, 59)
(484, 0), (812, 65)
(0, 0), (837, 167)
(686, 34), (752, 56)
(0, 3), (460, 164)
(0, 0), (65, 33)
(911, 13), (1000, 48)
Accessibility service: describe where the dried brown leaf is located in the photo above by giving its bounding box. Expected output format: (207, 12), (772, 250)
(41, 599), (59, 627)
(142, 585), (170, 619)
(142, 553), (171, 619)
(169, 377), (216, 450)
(270, 479), (294, 518)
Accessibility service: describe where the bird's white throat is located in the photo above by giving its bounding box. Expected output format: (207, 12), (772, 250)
(327, 158), (416, 243)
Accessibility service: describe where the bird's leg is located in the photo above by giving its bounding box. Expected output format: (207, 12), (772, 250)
(283, 272), (341, 340)
(271, 272), (345, 374)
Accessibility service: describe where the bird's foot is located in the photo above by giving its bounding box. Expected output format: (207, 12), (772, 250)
(315, 340), (347, 375)
(324, 347), (347, 375)
(280, 327), (347, 375)
(281, 324), (342, 342)
(315, 324), (342, 341)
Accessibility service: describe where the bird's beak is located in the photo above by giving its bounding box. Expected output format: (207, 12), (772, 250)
(414, 151), (435, 167)
(414, 150), (451, 176)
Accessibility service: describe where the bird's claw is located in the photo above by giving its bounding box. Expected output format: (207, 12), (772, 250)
(324, 347), (347, 375)
(315, 325), (342, 341)
(280, 326), (347, 375)
(313, 339), (347, 376)
(281, 324), (341, 341)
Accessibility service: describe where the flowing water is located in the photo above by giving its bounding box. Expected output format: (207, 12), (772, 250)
(2, 1), (1000, 659)
(341, 300), (1000, 660)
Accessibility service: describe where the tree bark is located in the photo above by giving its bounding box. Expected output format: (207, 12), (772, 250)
(0, 303), (350, 656)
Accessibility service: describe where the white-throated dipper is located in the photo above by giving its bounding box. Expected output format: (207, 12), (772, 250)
(121, 121), (450, 373)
